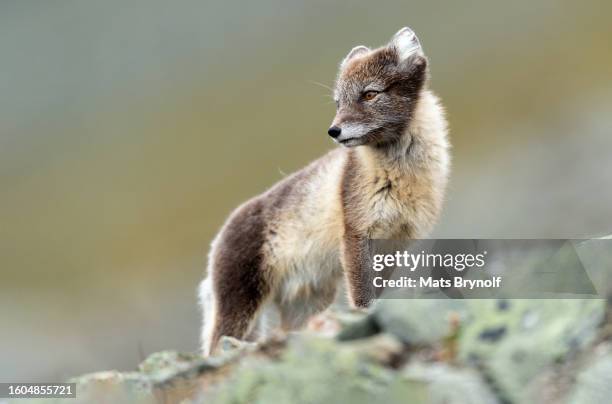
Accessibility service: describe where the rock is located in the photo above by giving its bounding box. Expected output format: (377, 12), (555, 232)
(13, 234), (612, 404)
(219, 336), (257, 354)
(566, 345), (612, 404)
(39, 371), (155, 404)
(208, 335), (429, 404)
(402, 362), (500, 404)
(459, 299), (605, 403)
(336, 313), (381, 341)
(373, 299), (466, 346)
(10, 350), (239, 404)
(138, 350), (201, 376)
(341, 333), (405, 366)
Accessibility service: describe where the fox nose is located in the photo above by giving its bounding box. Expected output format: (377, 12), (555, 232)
(328, 126), (342, 138)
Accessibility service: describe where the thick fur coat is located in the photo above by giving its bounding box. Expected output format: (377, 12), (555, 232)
(200, 27), (450, 355)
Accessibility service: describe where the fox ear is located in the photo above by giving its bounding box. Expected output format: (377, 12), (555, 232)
(340, 45), (370, 68)
(389, 27), (423, 61)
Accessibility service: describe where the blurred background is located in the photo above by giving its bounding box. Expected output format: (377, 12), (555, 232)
(1, 0), (611, 382)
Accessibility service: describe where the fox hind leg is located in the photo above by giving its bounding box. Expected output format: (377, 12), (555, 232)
(200, 269), (271, 355)
(200, 200), (274, 355)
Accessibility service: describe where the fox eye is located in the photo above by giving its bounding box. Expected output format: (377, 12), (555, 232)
(362, 90), (379, 101)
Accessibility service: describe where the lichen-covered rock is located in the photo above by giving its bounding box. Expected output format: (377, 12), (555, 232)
(218, 336), (257, 354)
(336, 311), (381, 341)
(138, 350), (202, 377)
(566, 347), (612, 404)
(373, 299), (466, 345)
(208, 335), (428, 404)
(71, 371), (154, 404)
(403, 362), (500, 404)
(12, 243), (612, 404)
(459, 299), (605, 403)
(356, 296), (606, 404)
(10, 371), (156, 404)
(10, 350), (238, 404)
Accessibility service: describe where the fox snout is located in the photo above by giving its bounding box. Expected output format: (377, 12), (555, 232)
(327, 121), (373, 147)
(327, 126), (341, 138)
(327, 116), (372, 146)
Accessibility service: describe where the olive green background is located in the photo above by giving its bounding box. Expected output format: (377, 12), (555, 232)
(1, 0), (611, 381)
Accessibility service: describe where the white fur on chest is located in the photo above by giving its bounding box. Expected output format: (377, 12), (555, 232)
(362, 159), (444, 240)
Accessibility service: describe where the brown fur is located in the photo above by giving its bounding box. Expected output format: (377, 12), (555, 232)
(205, 167), (311, 351)
(208, 200), (269, 346)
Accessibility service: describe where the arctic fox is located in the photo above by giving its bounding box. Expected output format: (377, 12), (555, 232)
(199, 27), (450, 355)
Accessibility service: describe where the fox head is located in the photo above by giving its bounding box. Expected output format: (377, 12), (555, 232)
(329, 27), (428, 147)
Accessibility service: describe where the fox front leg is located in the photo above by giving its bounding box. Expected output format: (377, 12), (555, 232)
(341, 233), (376, 308)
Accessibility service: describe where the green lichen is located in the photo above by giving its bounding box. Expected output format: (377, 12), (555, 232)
(210, 335), (428, 404)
